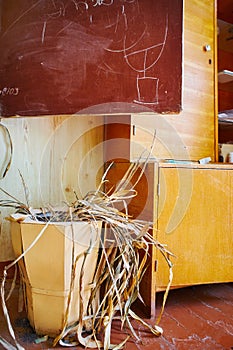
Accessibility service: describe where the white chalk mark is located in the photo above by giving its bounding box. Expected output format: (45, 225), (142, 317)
(1, 0), (170, 108)
(123, 10), (128, 30)
(123, 13), (168, 105)
(92, 0), (114, 7)
(134, 77), (159, 105)
(1, 0), (43, 39)
(106, 25), (147, 53)
(144, 49), (148, 74)
(103, 3), (169, 106)
(114, 11), (120, 33)
(73, 1), (89, 11)
(104, 10), (127, 33)
(41, 21), (47, 44)
(123, 14), (169, 74)
(46, 2), (65, 18)
(56, 21), (73, 36)
(0, 87), (19, 96)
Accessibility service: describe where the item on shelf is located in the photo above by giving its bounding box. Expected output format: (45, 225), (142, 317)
(228, 152), (233, 163)
(218, 70), (233, 83)
(218, 144), (224, 162)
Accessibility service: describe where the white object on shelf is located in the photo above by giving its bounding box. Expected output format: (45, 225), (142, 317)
(218, 70), (233, 83)
(218, 109), (233, 123)
(198, 157), (211, 165)
(228, 152), (233, 163)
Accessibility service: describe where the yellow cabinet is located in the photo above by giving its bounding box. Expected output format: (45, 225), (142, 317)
(106, 161), (233, 316)
(156, 163), (233, 290)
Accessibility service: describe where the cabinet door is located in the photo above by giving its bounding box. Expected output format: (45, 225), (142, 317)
(156, 166), (233, 290)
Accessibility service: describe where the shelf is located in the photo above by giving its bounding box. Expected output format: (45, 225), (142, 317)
(218, 109), (233, 123)
(218, 70), (233, 83)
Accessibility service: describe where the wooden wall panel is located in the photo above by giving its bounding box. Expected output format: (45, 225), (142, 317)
(131, 0), (217, 162)
(0, 116), (103, 261)
(104, 115), (131, 163)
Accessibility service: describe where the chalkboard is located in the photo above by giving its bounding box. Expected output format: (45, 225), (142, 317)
(0, 0), (183, 117)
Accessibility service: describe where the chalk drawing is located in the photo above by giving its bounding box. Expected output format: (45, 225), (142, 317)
(0, 0), (176, 114)
(126, 16), (168, 105)
(45, 0), (169, 105)
(106, 5), (169, 105)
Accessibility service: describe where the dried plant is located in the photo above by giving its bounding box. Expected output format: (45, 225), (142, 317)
(0, 158), (174, 349)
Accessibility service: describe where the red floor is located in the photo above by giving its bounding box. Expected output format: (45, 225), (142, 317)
(0, 280), (233, 349)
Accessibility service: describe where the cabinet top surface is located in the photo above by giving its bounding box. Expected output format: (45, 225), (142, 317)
(158, 161), (233, 170)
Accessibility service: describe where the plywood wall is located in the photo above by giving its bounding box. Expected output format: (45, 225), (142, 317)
(130, 0), (217, 162)
(0, 116), (103, 261)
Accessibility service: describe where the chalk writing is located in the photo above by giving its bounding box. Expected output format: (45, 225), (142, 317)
(75, 0), (136, 12)
(0, 0), (183, 116)
(0, 88), (19, 96)
(43, 0), (117, 22)
(45, 0), (117, 16)
(92, 0), (114, 6)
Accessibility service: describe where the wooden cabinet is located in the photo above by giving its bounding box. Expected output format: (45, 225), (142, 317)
(106, 162), (233, 315)
(156, 163), (233, 290)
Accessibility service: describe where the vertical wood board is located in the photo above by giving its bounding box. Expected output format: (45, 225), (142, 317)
(0, 115), (104, 260)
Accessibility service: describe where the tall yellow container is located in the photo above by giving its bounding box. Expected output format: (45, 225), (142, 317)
(11, 219), (101, 337)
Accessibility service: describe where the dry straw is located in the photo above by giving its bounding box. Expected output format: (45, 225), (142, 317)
(0, 145), (174, 349)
